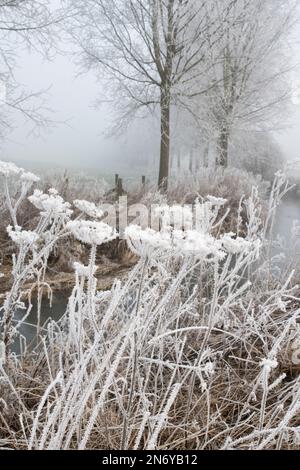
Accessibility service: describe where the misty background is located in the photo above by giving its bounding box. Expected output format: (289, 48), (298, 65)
(1, 41), (160, 176)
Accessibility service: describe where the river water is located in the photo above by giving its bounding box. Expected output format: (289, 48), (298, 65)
(273, 195), (300, 240)
(12, 291), (69, 352)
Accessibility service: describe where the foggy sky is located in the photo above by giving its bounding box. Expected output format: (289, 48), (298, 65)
(2, 3), (300, 175)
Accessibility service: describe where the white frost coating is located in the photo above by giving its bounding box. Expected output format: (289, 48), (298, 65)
(48, 188), (58, 195)
(260, 358), (278, 371)
(67, 220), (117, 245)
(203, 361), (215, 377)
(1, 166), (298, 450)
(0, 341), (6, 365)
(0, 160), (22, 177)
(125, 222), (258, 260)
(7, 225), (39, 246)
(125, 225), (174, 254)
(125, 225), (221, 258)
(174, 229), (225, 259)
(74, 262), (97, 277)
(155, 204), (193, 228)
(147, 383), (182, 450)
(221, 233), (260, 255)
(73, 199), (104, 219)
(0, 160), (39, 184)
(29, 189), (73, 218)
(207, 195), (227, 206)
(20, 171), (40, 183)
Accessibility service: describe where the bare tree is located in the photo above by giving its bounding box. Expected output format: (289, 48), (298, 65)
(0, 0), (64, 140)
(202, 0), (297, 167)
(66, 0), (235, 190)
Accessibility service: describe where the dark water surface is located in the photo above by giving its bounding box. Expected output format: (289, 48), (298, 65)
(274, 195), (300, 240)
(12, 291), (69, 351)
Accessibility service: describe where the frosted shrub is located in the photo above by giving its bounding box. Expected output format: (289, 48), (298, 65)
(1, 162), (300, 450)
(168, 166), (270, 203)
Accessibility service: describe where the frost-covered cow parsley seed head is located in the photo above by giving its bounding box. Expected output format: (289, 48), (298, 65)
(74, 199), (104, 219)
(125, 224), (226, 260)
(0, 160), (40, 184)
(7, 225), (39, 246)
(29, 189), (73, 219)
(0, 160), (22, 177)
(173, 229), (225, 259)
(221, 233), (260, 255)
(20, 171), (40, 184)
(125, 225), (173, 256)
(67, 220), (118, 246)
(155, 204), (193, 229)
(125, 200), (261, 260)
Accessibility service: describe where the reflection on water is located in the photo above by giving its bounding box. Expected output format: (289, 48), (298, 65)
(12, 291), (69, 353)
(274, 195), (300, 240)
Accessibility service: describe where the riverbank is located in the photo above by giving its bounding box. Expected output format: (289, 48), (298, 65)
(0, 258), (134, 301)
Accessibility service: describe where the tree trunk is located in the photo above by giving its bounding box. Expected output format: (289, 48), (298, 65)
(177, 149), (181, 172)
(158, 91), (171, 191)
(219, 127), (229, 167)
(203, 144), (209, 167)
(195, 148), (200, 172)
(189, 148), (194, 173)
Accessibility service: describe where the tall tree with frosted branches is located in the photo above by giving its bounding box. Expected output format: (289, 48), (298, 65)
(201, 0), (298, 167)
(66, 0), (236, 190)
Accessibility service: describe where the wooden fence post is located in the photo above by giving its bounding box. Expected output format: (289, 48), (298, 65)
(117, 177), (123, 197)
(115, 174), (119, 189)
